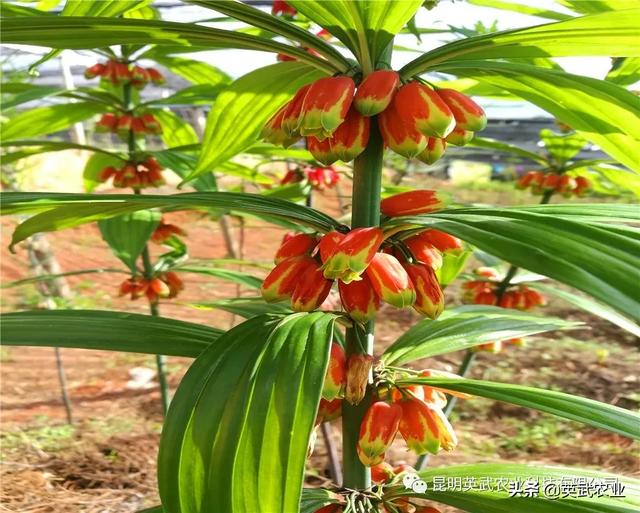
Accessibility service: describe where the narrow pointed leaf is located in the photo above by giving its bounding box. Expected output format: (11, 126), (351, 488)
(158, 312), (337, 513)
(0, 17), (341, 74)
(401, 9), (640, 75)
(382, 305), (580, 365)
(396, 376), (640, 439)
(0, 310), (223, 357)
(1, 191), (342, 245)
(389, 464), (640, 513)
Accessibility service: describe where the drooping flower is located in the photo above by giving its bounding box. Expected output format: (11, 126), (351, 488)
(392, 81), (456, 139)
(298, 76), (356, 139)
(380, 190), (447, 217)
(365, 253), (416, 309)
(353, 70), (400, 117)
(357, 401), (402, 466)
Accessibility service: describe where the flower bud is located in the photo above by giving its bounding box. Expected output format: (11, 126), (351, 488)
(146, 67), (165, 84)
(261, 256), (316, 302)
(357, 401), (402, 466)
(98, 166), (117, 182)
(413, 229), (462, 254)
(366, 253), (415, 308)
(557, 175), (577, 197)
(523, 287), (546, 308)
(291, 264), (334, 312)
(391, 385), (425, 403)
(281, 169), (303, 185)
(416, 137), (447, 165)
(274, 233), (317, 264)
(316, 398), (342, 425)
(116, 114), (133, 137)
(473, 341), (502, 353)
(317, 231), (346, 263)
(379, 101), (427, 159)
(371, 461), (396, 484)
(403, 236), (442, 270)
(474, 290), (497, 305)
(140, 113), (162, 135)
(381, 189), (447, 217)
(398, 397), (457, 455)
(322, 344), (346, 401)
(338, 273), (381, 323)
(445, 126), (474, 146)
(262, 104), (298, 147)
(322, 227), (384, 283)
(281, 84), (311, 137)
(574, 176), (591, 196)
(543, 173), (560, 191)
(345, 353), (373, 405)
(272, 0), (296, 16)
(299, 76), (356, 139)
(403, 263), (444, 319)
(436, 89), (487, 132)
(516, 171), (538, 190)
(95, 113), (118, 133)
(85, 63), (106, 79)
(307, 136), (339, 166)
(393, 82), (456, 138)
(329, 107), (370, 162)
(354, 70), (399, 117)
(163, 271), (184, 298)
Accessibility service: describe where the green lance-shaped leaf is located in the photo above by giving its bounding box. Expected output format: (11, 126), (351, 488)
(1, 83), (64, 109)
(176, 267), (263, 289)
(190, 297), (293, 319)
(60, 0), (151, 17)
(530, 283), (640, 338)
(467, 0), (572, 21)
(188, 0), (352, 72)
(386, 463), (640, 513)
(384, 204), (640, 323)
(0, 191), (343, 247)
(151, 109), (200, 148)
(382, 305), (580, 365)
(151, 55), (231, 86)
(158, 312), (337, 513)
(0, 139), (125, 161)
(0, 310), (223, 357)
(1, 102), (104, 141)
(189, 61), (326, 183)
(0, 17), (341, 75)
(98, 210), (161, 273)
(400, 9), (640, 76)
(288, 0), (423, 69)
(396, 376), (640, 439)
(430, 61), (640, 174)
(606, 56), (640, 86)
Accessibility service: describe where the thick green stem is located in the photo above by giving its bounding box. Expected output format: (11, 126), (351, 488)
(342, 119), (384, 489)
(123, 77), (170, 416)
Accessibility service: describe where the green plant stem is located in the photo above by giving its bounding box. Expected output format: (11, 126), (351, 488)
(416, 186), (556, 470)
(123, 77), (170, 416)
(342, 119), (384, 490)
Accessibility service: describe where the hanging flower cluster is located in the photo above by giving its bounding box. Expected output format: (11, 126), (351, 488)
(463, 267), (547, 353)
(355, 368), (469, 471)
(118, 271), (184, 303)
(281, 165), (340, 190)
(151, 217), (187, 244)
(260, 191), (462, 320)
(262, 70), (486, 166)
(98, 156), (165, 189)
(85, 60), (165, 88)
(95, 112), (162, 139)
(517, 171), (591, 197)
